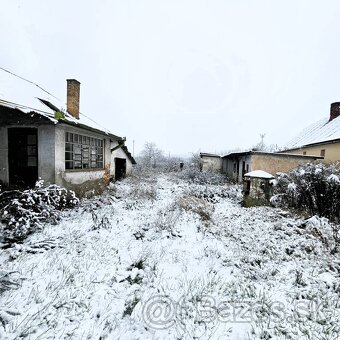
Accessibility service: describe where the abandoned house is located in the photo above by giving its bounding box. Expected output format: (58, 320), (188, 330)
(199, 152), (222, 172)
(222, 151), (323, 182)
(0, 77), (136, 196)
(281, 102), (340, 163)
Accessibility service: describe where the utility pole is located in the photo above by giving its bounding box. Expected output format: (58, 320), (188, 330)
(260, 133), (266, 150)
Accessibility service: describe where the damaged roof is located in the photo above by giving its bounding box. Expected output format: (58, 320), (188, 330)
(0, 70), (124, 142)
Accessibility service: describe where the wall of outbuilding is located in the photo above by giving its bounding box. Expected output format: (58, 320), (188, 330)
(201, 156), (222, 172)
(110, 141), (133, 178)
(251, 154), (321, 175)
(54, 124), (112, 197)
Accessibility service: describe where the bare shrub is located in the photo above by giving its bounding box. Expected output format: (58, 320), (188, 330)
(179, 195), (214, 222)
(153, 203), (181, 235)
(128, 182), (157, 201)
(177, 168), (227, 185)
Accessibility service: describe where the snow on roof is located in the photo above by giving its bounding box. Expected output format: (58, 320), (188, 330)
(0, 69), (122, 140)
(222, 149), (252, 157)
(244, 170), (274, 179)
(285, 114), (340, 149)
(200, 152), (221, 158)
(0, 68), (63, 115)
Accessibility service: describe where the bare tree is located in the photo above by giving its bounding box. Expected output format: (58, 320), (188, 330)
(190, 152), (201, 169)
(139, 142), (164, 169)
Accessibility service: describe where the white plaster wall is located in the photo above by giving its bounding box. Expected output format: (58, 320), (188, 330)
(37, 125), (55, 184)
(0, 127), (8, 184)
(110, 141), (133, 178)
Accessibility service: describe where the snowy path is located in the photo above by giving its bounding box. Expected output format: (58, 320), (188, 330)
(0, 174), (339, 339)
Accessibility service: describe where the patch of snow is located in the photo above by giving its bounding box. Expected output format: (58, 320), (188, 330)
(244, 170), (274, 179)
(327, 174), (340, 183)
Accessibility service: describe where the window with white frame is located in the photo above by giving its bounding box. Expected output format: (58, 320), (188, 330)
(65, 132), (104, 170)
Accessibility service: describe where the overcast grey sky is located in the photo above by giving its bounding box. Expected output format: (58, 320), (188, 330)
(1, 0), (340, 156)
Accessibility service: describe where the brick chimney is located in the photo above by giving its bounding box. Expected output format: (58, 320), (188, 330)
(330, 102), (340, 122)
(66, 79), (80, 119)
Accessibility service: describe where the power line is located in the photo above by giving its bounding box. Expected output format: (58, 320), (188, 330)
(0, 66), (114, 132)
(0, 66), (61, 101)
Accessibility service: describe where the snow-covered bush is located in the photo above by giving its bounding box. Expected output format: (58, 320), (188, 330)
(177, 168), (226, 185)
(0, 181), (78, 244)
(272, 163), (340, 223)
(153, 204), (181, 235)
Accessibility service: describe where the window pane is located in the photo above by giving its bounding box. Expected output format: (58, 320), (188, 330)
(66, 161), (73, 169)
(65, 152), (73, 161)
(65, 143), (73, 152)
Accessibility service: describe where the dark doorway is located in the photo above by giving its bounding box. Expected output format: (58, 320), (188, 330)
(8, 128), (38, 187)
(244, 179), (251, 196)
(115, 158), (126, 181)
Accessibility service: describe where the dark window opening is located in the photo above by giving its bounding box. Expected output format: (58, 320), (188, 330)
(8, 128), (38, 187)
(320, 149), (326, 157)
(65, 132), (104, 170)
(303, 151), (306, 155)
(242, 161), (246, 176)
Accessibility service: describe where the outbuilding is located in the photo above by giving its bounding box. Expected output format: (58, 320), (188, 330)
(243, 170), (275, 205)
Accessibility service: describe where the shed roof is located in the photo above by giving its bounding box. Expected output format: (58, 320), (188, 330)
(223, 150), (323, 160)
(200, 152), (221, 158)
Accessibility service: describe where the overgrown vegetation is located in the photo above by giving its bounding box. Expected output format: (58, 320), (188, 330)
(177, 168), (227, 185)
(271, 163), (340, 223)
(0, 180), (78, 244)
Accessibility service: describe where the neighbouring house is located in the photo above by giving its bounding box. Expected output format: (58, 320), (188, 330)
(243, 170), (275, 204)
(280, 102), (340, 163)
(200, 153), (222, 172)
(222, 151), (323, 182)
(0, 78), (136, 196)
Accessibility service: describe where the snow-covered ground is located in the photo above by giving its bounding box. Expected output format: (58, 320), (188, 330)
(0, 173), (339, 339)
